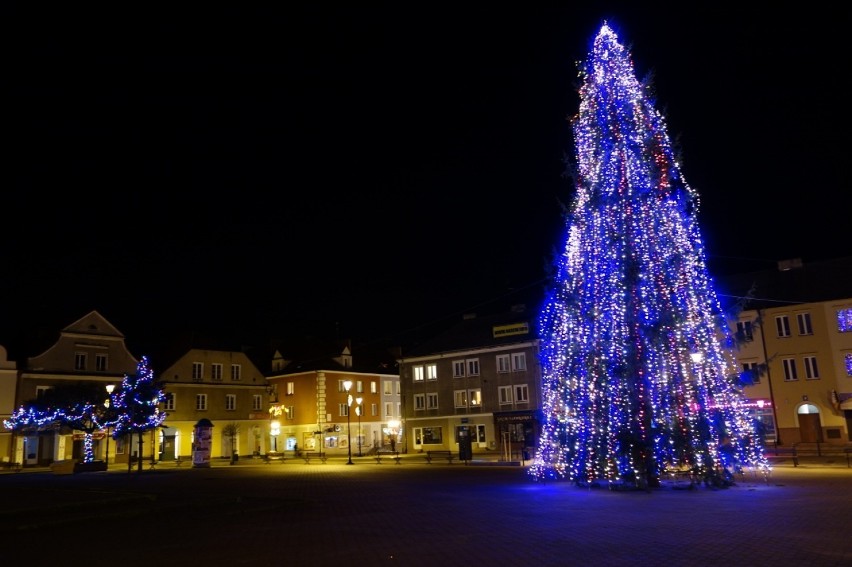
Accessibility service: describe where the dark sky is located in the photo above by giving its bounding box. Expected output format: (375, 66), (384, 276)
(3, 5), (848, 359)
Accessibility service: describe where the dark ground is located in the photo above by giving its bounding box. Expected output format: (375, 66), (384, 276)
(2, 455), (851, 566)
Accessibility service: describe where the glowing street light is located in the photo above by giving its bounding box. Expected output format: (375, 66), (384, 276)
(355, 396), (363, 457)
(104, 384), (115, 466)
(344, 380), (353, 465)
(270, 420), (280, 452)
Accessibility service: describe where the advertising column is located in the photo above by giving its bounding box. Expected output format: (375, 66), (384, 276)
(193, 418), (214, 468)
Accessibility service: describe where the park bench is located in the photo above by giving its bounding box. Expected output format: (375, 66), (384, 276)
(263, 452), (286, 464)
(302, 451), (327, 464)
(425, 450), (455, 464)
(374, 450), (401, 464)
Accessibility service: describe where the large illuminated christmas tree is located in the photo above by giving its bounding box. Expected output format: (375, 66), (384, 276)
(529, 23), (770, 488)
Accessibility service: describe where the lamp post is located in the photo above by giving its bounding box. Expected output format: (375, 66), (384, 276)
(355, 396), (363, 457)
(270, 420), (280, 453)
(104, 384), (115, 466)
(344, 380), (353, 464)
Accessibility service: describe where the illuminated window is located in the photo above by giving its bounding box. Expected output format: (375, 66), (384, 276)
(468, 389), (482, 406)
(454, 390), (467, 408)
(426, 364), (438, 380)
(838, 309), (852, 332)
(413, 366), (424, 382)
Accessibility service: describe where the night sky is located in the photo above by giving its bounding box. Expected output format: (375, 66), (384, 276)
(3, 5), (847, 360)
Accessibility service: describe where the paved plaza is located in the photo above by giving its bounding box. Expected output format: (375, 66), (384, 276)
(1, 454), (851, 566)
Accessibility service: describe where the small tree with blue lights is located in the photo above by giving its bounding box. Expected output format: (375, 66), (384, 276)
(529, 23), (770, 489)
(111, 356), (167, 472)
(4, 382), (111, 464)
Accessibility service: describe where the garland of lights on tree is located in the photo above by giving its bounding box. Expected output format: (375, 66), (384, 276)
(529, 22), (770, 488)
(111, 356), (167, 439)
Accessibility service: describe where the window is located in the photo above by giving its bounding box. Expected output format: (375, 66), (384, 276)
(454, 390), (467, 408)
(164, 392), (175, 411)
(468, 389), (482, 407)
(775, 315), (791, 338)
(192, 363), (203, 382)
(496, 354), (510, 373)
(395, 382), (400, 395)
(339, 403), (349, 417)
(422, 427), (442, 444)
(397, 402), (401, 417)
(385, 402), (393, 417)
(286, 382), (295, 395)
(252, 395), (262, 411)
(356, 380), (363, 393)
(782, 358), (798, 381)
(838, 309), (852, 332)
(384, 381), (393, 395)
(371, 403), (378, 416)
(803, 356), (820, 380)
(96, 354), (108, 371)
(736, 321), (754, 342)
(231, 364), (241, 381)
(466, 359), (480, 376)
(212, 364), (223, 382)
(371, 381), (377, 393)
(196, 394), (207, 411)
(75, 353), (87, 370)
(426, 364), (438, 380)
(499, 386), (513, 405)
(514, 384), (529, 403)
(285, 406), (295, 419)
(427, 392), (439, 409)
(797, 313), (813, 336)
(413, 366), (424, 382)
(741, 362), (761, 385)
(512, 353), (527, 371)
(414, 394), (426, 411)
(453, 361), (465, 377)
(225, 394), (236, 410)
(338, 380), (350, 392)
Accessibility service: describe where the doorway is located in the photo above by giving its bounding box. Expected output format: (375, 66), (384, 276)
(797, 404), (823, 443)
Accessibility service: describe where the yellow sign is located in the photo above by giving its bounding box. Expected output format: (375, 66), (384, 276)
(492, 322), (529, 338)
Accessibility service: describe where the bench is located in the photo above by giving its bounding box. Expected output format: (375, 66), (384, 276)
(374, 451), (401, 464)
(174, 457), (185, 467)
(302, 451), (327, 464)
(425, 450), (455, 464)
(264, 452), (286, 464)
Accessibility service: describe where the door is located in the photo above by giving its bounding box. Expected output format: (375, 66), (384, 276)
(798, 412), (823, 443)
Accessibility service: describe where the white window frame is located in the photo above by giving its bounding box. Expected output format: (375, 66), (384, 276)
(414, 394), (425, 411)
(496, 354), (510, 373)
(776, 315), (791, 338)
(231, 364), (241, 381)
(782, 358), (798, 381)
(211, 363), (223, 382)
(468, 389), (482, 407)
(454, 390), (467, 408)
(426, 364), (438, 381)
(192, 362), (204, 382)
(511, 353), (527, 371)
(96, 354), (108, 371)
(225, 394), (236, 411)
(498, 385), (513, 405)
(252, 395), (262, 411)
(426, 392), (439, 409)
(413, 366), (424, 382)
(339, 403), (349, 417)
(803, 356), (819, 380)
(797, 312), (813, 336)
(514, 384), (529, 403)
(196, 394), (207, 411)
(371, 381), (377, 393)
(165, 392), (176, 411)
(453, 360), (465, 377)
(286, 382), (295, 395)
(466, 359), (480, 377)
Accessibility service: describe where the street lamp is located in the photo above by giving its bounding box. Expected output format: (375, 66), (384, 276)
(355, 396), (363, 457)
(104, 384), (115, 466)
(270, 420), (280, 453)
(344, 380), (353, 464)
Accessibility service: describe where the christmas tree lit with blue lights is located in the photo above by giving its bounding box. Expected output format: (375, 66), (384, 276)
(112, 356), (167, 472)
(529, 23), (770, 488)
